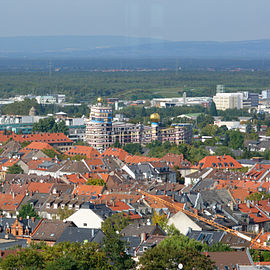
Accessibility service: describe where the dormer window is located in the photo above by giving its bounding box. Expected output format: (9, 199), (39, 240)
(46, 203), (50, 209)
(53, 203), (58, 209)
(75, 204), (80, 210)
(68, 204), (73, 209)
(61, 204), (65, 209)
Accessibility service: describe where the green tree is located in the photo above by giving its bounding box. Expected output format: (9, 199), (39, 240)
(57, 206), (75, 221)
(228, 130), (244, 150)
(246, 192), (270, 201)
(32, 117), (68, 135)
(214, 146), (236, 158)
(0, 248), (44, 270)
(18, 203), (40, 219)
(123, 143), (143, 155)
(0, 242), (113, 270)
(101, 213), (134, 270)
(209, 102), (217, 116)
(139, 235), (215, 270)
(7, 164), (24, 174)
(246, 122), (252, 134)
(152, 212), (168, 230)
(112, 138), (122, 148)
(57, 121), (69, 135)
(86, 178), (105, 186)
(175, 169), (185, 184)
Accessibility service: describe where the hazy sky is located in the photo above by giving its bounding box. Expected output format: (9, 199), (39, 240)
(1, 0), (270, 41)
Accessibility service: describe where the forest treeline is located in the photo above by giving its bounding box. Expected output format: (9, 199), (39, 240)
(0, 70), (269, 103)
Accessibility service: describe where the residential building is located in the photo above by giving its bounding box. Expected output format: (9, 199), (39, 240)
(85, 98), (192, 151)
(66, 202), (113, 229)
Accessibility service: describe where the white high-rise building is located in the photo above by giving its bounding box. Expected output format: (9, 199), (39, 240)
(262, 89), (270, 100)
(213, 93), (243, 111)
(216, 85), (225, 94)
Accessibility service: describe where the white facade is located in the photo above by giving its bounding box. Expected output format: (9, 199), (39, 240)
(151, 97), (212, 108)
(67, 208), (104, 229)
(214, 120), (246, 132)
(213, 93), (243, 110)
(168, 211), (202, 235)
(262, 89), (270, 100)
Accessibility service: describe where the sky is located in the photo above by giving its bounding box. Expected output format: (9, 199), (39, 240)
(1, 0), (270, 41)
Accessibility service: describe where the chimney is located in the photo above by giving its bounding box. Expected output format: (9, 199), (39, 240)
(12, 192), (15, 200)
(31, 217), (35, 222)
(140, 232), (147, 243)
(19, 217), (22, 221)
(229, 201), (234, 211)
(246, 200), (250, 208)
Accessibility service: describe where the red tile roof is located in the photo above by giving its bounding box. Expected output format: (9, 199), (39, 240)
(106, 201), (132, 211)
(123, 211), (142, 220)
(28, 182), (54, 194)
(84, 158), (107, 173)
(161, 153), (192, 168)
(98, 173), (110, 183)
(0, 193), (25, 211)
(12, 133), (72, 144)
(193, 155), (242, 170)
(26, 158), (52, 170)
(73, 185), (104, 196)
(239, 202), (270, 223)
(230, 188), (254, 203)
(6, 184), (28, 195)
(65, 174), (87, 185)
(0, 158), (20, 171)
(124, 155), (160, 164)
(64, 145), (100, 159)
(0, 132), (13, 144)
(101, 147), (160, 164)
(101, 148), (129, 161)
(22, 142), (57, 152)
(246, 164), (270, 182)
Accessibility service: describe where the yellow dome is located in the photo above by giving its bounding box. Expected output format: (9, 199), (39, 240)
(150, 113), (160, 123)
(97, 97), (103, 103)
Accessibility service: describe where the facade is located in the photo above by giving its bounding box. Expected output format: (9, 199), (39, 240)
(151, 96), (212, 108)
(85, 98), (113, 152)
(85, 98), (193, 151)
(262, 89), (270, 100)
(241, 91), (259, 108)
(213, 93), (243, 110)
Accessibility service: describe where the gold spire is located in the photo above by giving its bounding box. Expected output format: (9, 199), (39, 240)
(150, 113), (160, 123)
(97, 97), (103, 103)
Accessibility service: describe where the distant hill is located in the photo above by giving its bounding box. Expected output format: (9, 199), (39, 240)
(0, 36), (270, 59)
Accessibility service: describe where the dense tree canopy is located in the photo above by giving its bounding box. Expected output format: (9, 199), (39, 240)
(7, 164), (24, 174)
(18, 204), (40, 219)
(101, 213), (134, 270)
(139, 235), (215, 270)
(0, 242), (113, 270)
(32, 117), (68, 135)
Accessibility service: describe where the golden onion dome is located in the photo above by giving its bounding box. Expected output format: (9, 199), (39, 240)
(150, 113), (160, 123)
(97, 97), (103, 103)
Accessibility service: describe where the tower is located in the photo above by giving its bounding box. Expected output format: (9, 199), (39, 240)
(85, 98), (113, 152)
(150, 113), (160, 141)
(183, 92), (187, 105)
(29, 106), (36, 116)
(216, 85), (225, 94)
